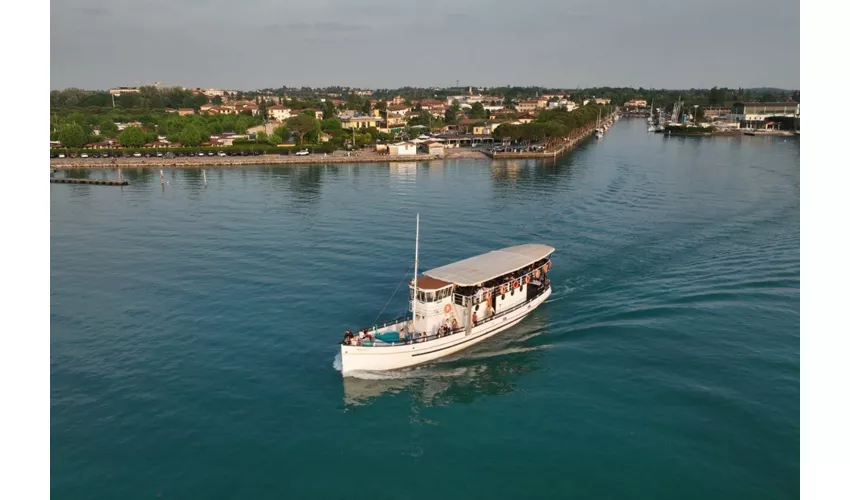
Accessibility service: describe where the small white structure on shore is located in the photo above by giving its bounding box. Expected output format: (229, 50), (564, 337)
(389, 142), (417, 156)
(423, 140), (445, 157)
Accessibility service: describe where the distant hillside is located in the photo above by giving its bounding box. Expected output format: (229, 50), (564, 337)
(747, 87), (796, 93)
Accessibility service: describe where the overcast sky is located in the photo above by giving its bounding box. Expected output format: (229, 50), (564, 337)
(51, 0), (799, 91)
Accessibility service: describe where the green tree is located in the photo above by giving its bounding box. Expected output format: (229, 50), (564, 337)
(179, 124), (202, 147)
(234, 116), (250, 134)
(268, 134), (282, 145)
(118, 126), (147, 147)
(444, 106), (457, 124)
(708, 87), (725, 106)
(212, 95), (223, 105)
(470, 102), (487, 119)
(286, 114), (318, 144)
(323, 100), (337, 118)
(273, 125), (289, 140)
(257, 131), (268, 143)
(322, 118), (342, 131)
(99, 119), (119, 138)
(58, 123), (87, 148)
(361, 101), (372, 114)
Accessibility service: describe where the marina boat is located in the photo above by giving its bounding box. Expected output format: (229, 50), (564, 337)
(339, 215), (554, 376)
(594, 110), (604, 139)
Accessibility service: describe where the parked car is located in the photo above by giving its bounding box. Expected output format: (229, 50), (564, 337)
(58, 153), (65, 158)
(156, 152), (163, 157)
(133, 152), (142, 157)
(295, 150), (310, 156)
(80, 153), (89, 158)
(198, 152), (205, 157)
(218, 151), (227, 157)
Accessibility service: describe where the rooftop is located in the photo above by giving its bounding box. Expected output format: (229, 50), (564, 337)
(423, 244), (555, 286)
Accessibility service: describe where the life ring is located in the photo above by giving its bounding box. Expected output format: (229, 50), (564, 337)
(443, 304), (452, 313)
(499, 285), (507, 295)
(512, 280), (519, 289)
(524, 275), (530, 284)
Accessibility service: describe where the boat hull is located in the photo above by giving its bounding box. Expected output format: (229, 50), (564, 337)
(340, 287), (551, 376)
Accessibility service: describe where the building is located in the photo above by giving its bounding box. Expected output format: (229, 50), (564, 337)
(109, 87), (140, 96)
(267, 105), (293, 122)
(624, 99), (648, 108)
(202, 89), (226, 97)
(384, 112), (406, 129)
(387, 104), (412, 116)
(547, 100), (577, 111)
(423, 140), (445, 157)
(730, 102), (799, 126)
(389, 142), (417, 155)
(341, 116), (380, 130)
(84, 140), (117, 149)
(515, 99), (546, 113)
(177, 108), (195, 116)
(701, 107), (731, 120)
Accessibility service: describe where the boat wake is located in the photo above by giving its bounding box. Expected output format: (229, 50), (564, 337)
(452, 344), (551, 361)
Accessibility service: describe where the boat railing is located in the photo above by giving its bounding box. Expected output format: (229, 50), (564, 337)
(369, 315), (410, 332)
(473, 278), (551, 329)
(357, 278), (552, 348)
(453, 260), (551, 302)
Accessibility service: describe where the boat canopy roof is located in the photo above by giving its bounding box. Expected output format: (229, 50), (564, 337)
(423, 244), (554, 286)
(409, 276), (453, 290)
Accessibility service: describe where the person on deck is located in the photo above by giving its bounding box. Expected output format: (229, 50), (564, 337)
(472, 311), (478, 326)
(343, 330), (354, 345)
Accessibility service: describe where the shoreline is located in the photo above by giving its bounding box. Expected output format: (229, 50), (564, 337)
(50, 149), (497, 169)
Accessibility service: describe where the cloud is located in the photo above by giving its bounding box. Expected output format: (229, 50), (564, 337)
(263, 22), (371, 34)
(74, 6), (109, 16)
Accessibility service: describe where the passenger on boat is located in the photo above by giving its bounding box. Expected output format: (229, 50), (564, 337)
(475, 287), (484, 303)
(359, 329), (373, 342)
(451, 317), (459, 331)
(342, 330), (354, 345)
(472, 311), (478, 325)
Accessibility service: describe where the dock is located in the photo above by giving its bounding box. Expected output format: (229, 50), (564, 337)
(50, 178), (129, 186)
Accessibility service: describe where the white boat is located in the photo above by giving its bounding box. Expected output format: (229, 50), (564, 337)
(339, 215), (554, 376)
(594, 109), (604, 139)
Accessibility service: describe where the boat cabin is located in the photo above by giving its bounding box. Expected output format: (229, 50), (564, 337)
(408, 244), (554, 337)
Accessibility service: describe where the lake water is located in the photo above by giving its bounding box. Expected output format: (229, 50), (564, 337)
(51, 119), (800, 499)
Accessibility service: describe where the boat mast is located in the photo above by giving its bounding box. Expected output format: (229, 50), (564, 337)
(412, 213), (420, 333)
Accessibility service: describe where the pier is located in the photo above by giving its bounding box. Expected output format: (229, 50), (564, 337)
(486, 114), (616, 159)
(50, 178), (129, 186)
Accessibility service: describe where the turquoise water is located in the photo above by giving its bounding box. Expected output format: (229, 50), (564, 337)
(51, 119), (800, 499)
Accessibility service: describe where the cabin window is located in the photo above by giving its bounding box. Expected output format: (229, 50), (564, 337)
(511, 290), (515, 296)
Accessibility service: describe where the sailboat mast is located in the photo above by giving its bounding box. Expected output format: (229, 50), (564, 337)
(412, 214), (420, 332)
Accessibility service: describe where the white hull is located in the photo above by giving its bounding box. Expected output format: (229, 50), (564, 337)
(340, 287), (551, 376)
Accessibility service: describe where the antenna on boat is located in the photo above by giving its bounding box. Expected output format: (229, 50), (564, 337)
(412, 213), (420, 333)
